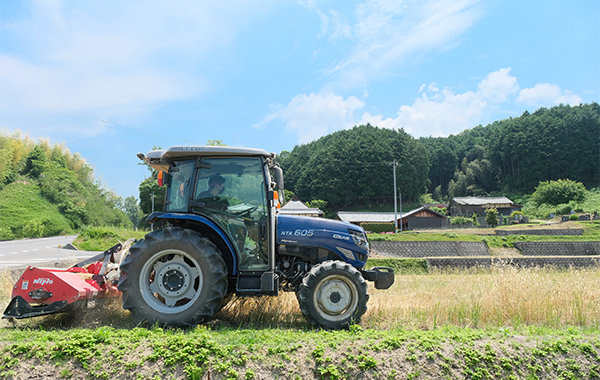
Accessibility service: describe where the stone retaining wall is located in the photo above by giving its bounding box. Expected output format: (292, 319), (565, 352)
(371, 240), (600, 269)
(427, 256), (600, 269)
(495, 229), (583, 236)
(513, 241), (600, 256)
(370, 241), (489, 258)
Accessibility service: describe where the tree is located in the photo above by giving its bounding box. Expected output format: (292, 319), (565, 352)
(485, 208), (499, 228)
(23, 145), (48, 178)
(280, 124), (430, 210)
(123, 196), (142, 225)
(139, 172), (165, 215)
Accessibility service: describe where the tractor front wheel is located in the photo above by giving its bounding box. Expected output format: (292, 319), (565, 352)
(118, 227), (228, 327)
(297, 260), (369, 329)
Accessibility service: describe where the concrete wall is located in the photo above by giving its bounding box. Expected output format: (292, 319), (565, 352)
(371, 241), (489, 258)
(513, 241), (600, 256)
(495, 229), (583, 236)
(427, 256), (600, 269)
(371, 240), (600, 269)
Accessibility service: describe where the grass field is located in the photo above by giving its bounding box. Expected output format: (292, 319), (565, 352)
(2, 265), (600, 379)
(1, 222), (600, 379)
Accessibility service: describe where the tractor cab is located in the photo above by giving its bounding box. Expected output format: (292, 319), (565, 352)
(143, 146), (283, 294)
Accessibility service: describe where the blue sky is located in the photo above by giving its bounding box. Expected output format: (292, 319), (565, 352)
(0, 0), (598, 200)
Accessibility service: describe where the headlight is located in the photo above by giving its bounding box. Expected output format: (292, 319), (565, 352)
(348, 229), (369, 250)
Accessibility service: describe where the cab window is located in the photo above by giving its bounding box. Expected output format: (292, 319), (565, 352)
(194, 157), (268, 271)
(165, 160), (195, 212)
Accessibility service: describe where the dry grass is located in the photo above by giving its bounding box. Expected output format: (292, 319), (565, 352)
(218, 266), (600, 330)
(364, 265), (600, 330)
(217, 292), (306, 327)
(2, 266), (600, 330)
(0, 269), (16, 304)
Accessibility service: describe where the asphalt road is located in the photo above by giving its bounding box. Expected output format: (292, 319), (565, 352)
(0, 235), (101, 269)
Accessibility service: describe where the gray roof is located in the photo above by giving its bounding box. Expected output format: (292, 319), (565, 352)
(338, 206), (446, 223)
(403, 206), (447, 219)
(280, 200), (323, 215)
(451, 197), (513, 206)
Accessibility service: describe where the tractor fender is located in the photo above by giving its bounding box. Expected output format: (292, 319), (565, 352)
(147, 212), (239, 275)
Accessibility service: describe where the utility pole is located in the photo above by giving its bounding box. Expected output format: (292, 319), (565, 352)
(151, 192), (155, 231)
(399, 192), (403, 233)
(392, 160), (398, 233)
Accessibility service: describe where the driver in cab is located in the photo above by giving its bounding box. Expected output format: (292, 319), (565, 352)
(197, 174), (229, 211)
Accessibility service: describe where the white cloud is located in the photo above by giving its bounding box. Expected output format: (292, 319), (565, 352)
(316, 0), (485, 89)
(360, 68), (519, 137)
(477, 67), (519, 102)
(261, 68), (584, 142)
(517, 83), (582, 106)
(254, 92), (364, 143)
(0, 0), (278, 134)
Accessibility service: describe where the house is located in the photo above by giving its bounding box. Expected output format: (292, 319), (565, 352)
(337, 206), (448, 231)
(279, 198), (323, 218)
(448, 197), (521, 216)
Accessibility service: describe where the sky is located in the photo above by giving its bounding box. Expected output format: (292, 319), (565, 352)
(0, 0), (598, 201)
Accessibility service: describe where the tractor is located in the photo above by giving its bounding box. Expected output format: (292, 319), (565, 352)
(4, 146), (394, 329)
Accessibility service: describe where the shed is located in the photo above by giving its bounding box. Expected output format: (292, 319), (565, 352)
(337, 206), (447, 231)
(449, 197), (515, 216)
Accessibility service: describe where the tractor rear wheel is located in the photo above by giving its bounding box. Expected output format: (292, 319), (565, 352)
(297, 260), (368, 329)
(118, 227), (228, 327)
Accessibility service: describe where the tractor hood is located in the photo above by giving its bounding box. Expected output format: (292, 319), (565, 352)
(276, 214), (370, 266)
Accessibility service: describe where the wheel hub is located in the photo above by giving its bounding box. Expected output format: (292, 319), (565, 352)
(330, 291), (341, 303)
(163, 269), (185, 291)
(315, 276), (357, 319)
(142, 252), (202, 311)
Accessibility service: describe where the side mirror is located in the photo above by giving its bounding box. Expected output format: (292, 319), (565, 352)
(273, 165), (285, 203)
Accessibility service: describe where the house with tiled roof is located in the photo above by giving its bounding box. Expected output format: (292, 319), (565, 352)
(279, 198), (323, 218)
(448, 197), (522, 216)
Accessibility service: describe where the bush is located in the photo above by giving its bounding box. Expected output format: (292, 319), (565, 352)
(361, 222), (396, 233)
(450, 216), (471, 228)
(22, 220), (45, 238)
(80, 227), (120, 240)
(570, 214), (580, 221)
(430, 206), (447, 215)
(556, 204), (572, 215)
(510, 211), (524, 220)
(0, 226), (14, 240)
(531, 179), (587, 206)
(471, 213), (480, 228)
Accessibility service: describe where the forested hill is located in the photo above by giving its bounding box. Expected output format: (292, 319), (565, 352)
(0, 132), (131, 240)
(422, 103), (600, 198)
(278, 103), (600, 211)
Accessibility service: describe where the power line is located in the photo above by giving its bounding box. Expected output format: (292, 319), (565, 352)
(0, 87), (189, 143)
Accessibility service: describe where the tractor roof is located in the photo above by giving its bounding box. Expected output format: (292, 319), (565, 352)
(144, 145), (273, 171)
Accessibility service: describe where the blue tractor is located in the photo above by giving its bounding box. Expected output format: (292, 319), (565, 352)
(118, 146), (394, 329)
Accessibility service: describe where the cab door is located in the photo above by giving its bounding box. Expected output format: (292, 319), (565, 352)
(192, 157), (270, 275)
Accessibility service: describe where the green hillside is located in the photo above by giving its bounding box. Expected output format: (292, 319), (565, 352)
(0, 132), (132, 240)
(0, 180), (72, 239)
